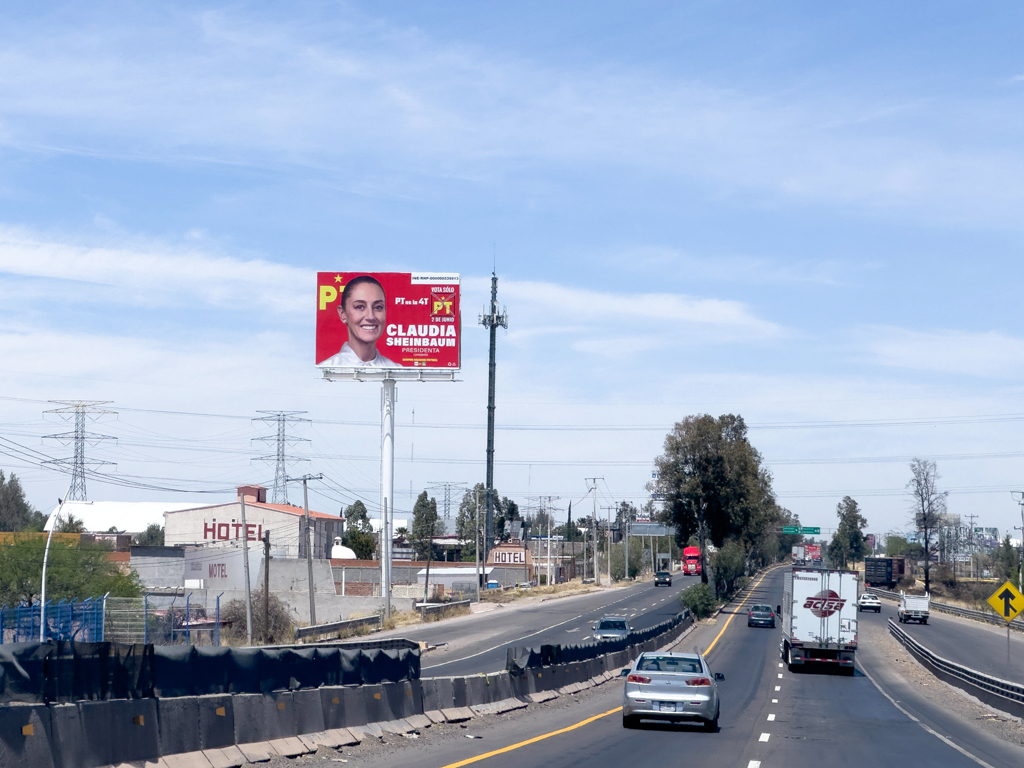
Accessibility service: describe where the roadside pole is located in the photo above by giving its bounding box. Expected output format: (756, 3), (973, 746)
(240, 493), (253, 646)
(263, 531), (271, 645)
(624, 514), (630, 581)
(475, 489), (481, 601)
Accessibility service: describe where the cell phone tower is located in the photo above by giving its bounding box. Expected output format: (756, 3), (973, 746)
(252, 411), (310, 505)
(43, 401), (118, 501)
(478, 272), (507, 560)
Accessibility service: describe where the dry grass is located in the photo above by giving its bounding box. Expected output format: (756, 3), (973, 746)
(478, 577), (633, 604)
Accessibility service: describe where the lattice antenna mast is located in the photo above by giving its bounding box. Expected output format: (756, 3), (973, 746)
(43, 401), (118, 501)
(252, 411), (310, 504)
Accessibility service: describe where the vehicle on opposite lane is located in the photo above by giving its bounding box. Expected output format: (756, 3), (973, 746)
(747, 604), (776, 627)
(622, 652), (724, 731)
(858, 594), (882, 613)
(655, 571), (672, 587)
(593, 615), (631, 640)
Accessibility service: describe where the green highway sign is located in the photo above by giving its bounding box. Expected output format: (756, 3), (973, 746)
(782, 526), (799, 534)
(801, 527), (820, 535)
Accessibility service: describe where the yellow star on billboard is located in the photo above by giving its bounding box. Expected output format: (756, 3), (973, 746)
(987, 580), (1024, 623)
(334, 274), (344, 282)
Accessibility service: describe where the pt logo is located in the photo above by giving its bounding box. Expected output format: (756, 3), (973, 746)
(804, 590), (846, 618)
(430, 288), (456, 317)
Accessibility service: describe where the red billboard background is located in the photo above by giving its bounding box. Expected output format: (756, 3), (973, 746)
(316, 272), (461, 368)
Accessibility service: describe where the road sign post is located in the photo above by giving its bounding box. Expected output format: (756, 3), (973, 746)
(986, 580), (1024, 667)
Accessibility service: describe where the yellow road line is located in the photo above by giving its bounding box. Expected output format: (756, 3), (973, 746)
(435, 566), (779, 768)
(436, 707), (623, 768)
(703, 567), (777, 656)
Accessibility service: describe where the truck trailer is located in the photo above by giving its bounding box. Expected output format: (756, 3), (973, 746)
(781, 568), (858, 675)
(864, 556), (906, 589)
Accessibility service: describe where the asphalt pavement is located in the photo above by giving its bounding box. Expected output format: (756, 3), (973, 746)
(321, 567), (1024, 768)
(859, 597), (1024, 684)
(386, 576), (697, 677)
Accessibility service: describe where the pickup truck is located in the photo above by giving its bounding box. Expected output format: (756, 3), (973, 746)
(897, 591), (930, 624)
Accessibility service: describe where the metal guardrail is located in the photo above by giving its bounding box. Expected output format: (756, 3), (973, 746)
(888, 618), (1024, 718)
(417, 599), (472, 620)
(864, 586), (1024, 632)
(293, 614), (381, 641)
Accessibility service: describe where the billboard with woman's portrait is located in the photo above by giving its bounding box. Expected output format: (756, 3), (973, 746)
(316, 272), (461, 369)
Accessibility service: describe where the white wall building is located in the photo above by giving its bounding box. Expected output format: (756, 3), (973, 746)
(164, 485), (343, 560)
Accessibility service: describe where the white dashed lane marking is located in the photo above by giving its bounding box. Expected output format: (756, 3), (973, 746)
(759, 733), (770, 742)
(777, 673), (783, 678)
(778, 662), (783, 668)
(774, 686), (781, 691)
(748, 763), (761, 768)
(771, 698), (778, 703)
(767, 714), (776, 721)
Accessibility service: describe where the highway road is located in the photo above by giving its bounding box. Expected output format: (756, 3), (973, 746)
(322, 567), (1024, 768)
(861, 596), (1024, 683)
(378, 576), (699, 677)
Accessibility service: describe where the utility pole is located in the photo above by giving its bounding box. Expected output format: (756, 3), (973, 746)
(475, 488), (482, 601)
(43, 401), (117, 501)
(240, 493), (253, 646)
(624, 505), (630, 581)
(585, 479), (602, 586)
(253, 411), (310, 505)
(287, 473), (323, 626)
(1013, 493), (1024, 589)
(479, 273), (508, 563)
(263, 531), (271, 645)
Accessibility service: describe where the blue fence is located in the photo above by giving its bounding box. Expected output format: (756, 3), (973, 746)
(0, 596), (107, 644)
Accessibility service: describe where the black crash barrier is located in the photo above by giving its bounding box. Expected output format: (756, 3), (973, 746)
(506, 611), (688, 675)
(0, 639), (420, 704)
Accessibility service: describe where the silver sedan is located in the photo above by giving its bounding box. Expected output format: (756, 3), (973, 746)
(621, 652), (724, 731)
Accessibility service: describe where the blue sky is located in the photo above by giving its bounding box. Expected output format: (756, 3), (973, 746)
(2, 2), (1024, 539)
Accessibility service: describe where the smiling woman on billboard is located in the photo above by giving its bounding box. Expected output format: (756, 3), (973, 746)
(318, 275), (400, 368)
(316, 272), (461, 369)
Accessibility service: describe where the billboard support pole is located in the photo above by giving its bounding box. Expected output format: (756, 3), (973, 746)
(381, 378), (396, 620)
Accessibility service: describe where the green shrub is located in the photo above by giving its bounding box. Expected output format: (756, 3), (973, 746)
(680, 583), (717, 619)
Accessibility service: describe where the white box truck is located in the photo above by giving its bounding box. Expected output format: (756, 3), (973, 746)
(781, 568), (858, 675)
(897, 591), (930, 624)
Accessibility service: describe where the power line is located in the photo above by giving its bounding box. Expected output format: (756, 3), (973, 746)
(42, 400), (117, 501)
(251, 411), (310, 504)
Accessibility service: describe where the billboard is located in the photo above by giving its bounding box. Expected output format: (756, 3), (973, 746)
(316, 272), (460, 369)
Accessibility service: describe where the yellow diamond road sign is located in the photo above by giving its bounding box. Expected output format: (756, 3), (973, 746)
(987, 580), (1024, 623)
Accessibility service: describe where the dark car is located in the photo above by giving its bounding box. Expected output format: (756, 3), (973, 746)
(655, 571), (672, 587)
(747, 604), (776, 628)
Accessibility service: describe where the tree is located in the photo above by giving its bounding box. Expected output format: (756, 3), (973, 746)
(907, 459), (946, 593)
(342, 500), (377, 559)
(221, 589), (294, 645)
(344, 500), (372, 531)
(0, 471), (48, 532)
(0, 534), (143, 607)
(410, 491), (444, 561)
(828, 496), (868, 568)
(653, 414), (779, 584)
(496, 496), (521, 543)
(993, 535), (1021, 588)
(136, 524), (164, 546)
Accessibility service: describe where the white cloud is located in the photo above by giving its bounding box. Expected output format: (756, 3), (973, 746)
(499, 278), (785, 346)
(857, 326), (1024, 378)
(0, 225), (309, 314)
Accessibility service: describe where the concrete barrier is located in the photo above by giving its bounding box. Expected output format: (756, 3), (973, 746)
(156, 696), (201, 756)
(319, 687), (347, 730)
(78, 698), (160, 767)
(0, 703), (54, 768)
(197, 694), (235, 751)
(292, 688), (326, 735)
(419, 677), (455, 712)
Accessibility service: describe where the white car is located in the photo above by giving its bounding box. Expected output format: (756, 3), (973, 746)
(858, 594), (882, 613)
(621, 652), (724, 731)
